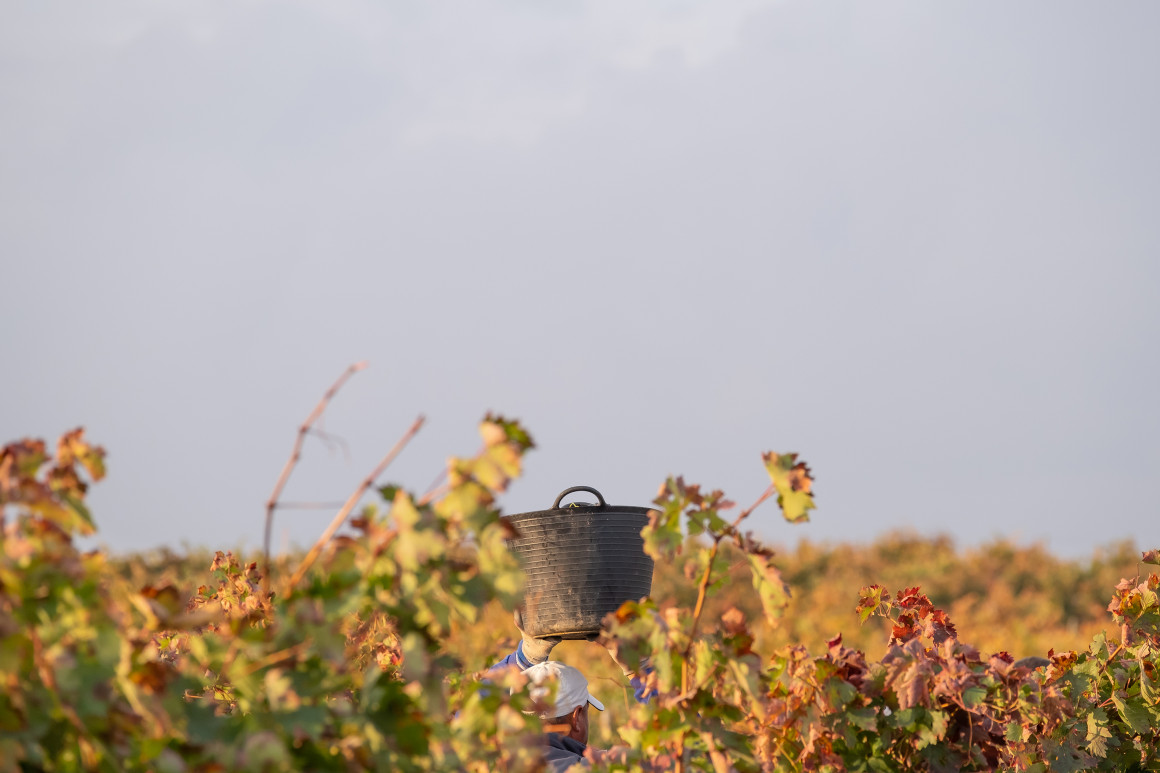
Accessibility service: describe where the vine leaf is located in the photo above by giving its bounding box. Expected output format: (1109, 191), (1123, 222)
(856, 585), (891, 624)
(762, 452), (815, 522)
(1111, 693), (1153, 735)
(882, 640), (931, 709)
(56, 428), (107, 482)
(1086, 711), (1112, 758)
(745, 547), (791, 620)
(642, 501), (683, 561)
(471, 415), (535, 493)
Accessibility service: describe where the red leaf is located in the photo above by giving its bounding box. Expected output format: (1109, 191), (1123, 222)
(721, 607), (747, 635)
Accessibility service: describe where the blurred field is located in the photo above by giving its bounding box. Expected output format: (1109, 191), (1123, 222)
(110, 532), (1145, 748)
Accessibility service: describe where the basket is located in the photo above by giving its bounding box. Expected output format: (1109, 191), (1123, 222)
(504, 486), (655, 639)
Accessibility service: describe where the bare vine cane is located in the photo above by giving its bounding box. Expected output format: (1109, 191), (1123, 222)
(286, 415), (425, 592)
(263, 361), (368, 594)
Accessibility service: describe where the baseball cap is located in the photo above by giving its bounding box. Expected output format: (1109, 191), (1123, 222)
(520, 661), (605, 719)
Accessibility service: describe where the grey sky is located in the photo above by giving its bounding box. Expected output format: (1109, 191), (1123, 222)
(3, 1), (1157, 557)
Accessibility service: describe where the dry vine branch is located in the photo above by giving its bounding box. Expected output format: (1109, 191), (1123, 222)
(263, 361), (368, 586)
(728, 481), (777, 533)
(417, 483), (450, 507)
(287, 415), (425, 592)
(418, 466), (449, 505)
(305, 427), (352, 461)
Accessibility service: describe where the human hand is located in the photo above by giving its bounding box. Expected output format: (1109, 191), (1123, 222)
(587, 747), (674, 771)
(585, 746), (631, 765)
(514, 608), (560, 665)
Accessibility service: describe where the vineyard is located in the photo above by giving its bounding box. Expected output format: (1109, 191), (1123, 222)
(2, 419), (1159, 772)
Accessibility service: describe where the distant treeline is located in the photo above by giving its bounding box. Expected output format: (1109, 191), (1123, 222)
(112, 532), (1138, 661)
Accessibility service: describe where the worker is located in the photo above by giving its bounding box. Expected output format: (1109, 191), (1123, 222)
(488, 621), (652, 770)
(521, 660), (603, 771)
(490, 622), (652, 702)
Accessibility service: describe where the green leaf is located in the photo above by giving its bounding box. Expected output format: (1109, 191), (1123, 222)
(1141, 665), (1160, 706)
(641, 500), (683, 561)
(239, 731), (292, 772)
(1040, 738), (1093, 773)
(1111, 693), (1153, 735)
(962, 686), (986, 709)
(692, 640), (719, 688)
(1086, 711), (1112, 758)
(686, 507), (730, 539)
(846, 707), (878, 732)
(60, 492), (96, 535)
(747, 552), (791, 619)
(890, 706), (923, 731)
(927, 709), (948, 741)
(825, 676), (858, 709)
(762, 452), (816, 522)
(856, 585), (890, 624)
(480, 414), (535, 452)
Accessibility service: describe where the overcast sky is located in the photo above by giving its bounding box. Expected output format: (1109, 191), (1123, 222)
(3, 1), (1157, 557)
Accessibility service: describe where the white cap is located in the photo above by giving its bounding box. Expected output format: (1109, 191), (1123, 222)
(521, 661), (605, 719)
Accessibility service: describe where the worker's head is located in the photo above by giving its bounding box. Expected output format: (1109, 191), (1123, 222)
(522, 661), (604, 745)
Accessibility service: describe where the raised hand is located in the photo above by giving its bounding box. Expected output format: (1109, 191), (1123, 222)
(514, 607), (561, 665)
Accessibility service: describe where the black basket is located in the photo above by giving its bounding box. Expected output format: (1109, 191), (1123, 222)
(504, 486), (655, 639)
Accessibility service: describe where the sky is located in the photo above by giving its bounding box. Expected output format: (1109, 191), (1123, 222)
(2, 1), (1157, 558)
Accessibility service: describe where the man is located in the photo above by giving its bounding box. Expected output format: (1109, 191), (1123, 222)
(521, 660), (604, 771)
(489, 625), (652, 770)
(490, 627), (652, 702)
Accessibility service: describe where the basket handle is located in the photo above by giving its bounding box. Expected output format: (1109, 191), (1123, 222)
(552, 486), (607, 509)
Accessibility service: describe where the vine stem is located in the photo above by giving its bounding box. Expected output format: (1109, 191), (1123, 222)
(240, 642), (310, 676)
(729, 482), (777, 532)
(683, 538), (722, 696)
(699, 730), (731, 773)
(274, 501), (349, 510)
(30, 628), (110, 767)
(263, 361), (368, 591)
(680, 482), (778, 695)
(287, 415), (425, 592)
(772, 737), (797, 771)
(493, 735), (510, 773)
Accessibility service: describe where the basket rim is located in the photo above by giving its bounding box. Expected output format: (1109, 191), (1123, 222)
(503, 505), (657, 520)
